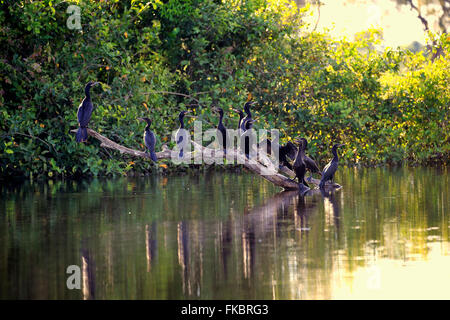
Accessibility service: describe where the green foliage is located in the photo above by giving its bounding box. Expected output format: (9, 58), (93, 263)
(0, 0), (448, 179)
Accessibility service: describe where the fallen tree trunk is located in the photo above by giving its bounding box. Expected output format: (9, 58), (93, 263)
(70, 128), (172, 159)
(71, 128), (340, 191)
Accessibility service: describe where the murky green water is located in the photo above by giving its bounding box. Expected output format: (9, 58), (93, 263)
(1, 167), (449, 299)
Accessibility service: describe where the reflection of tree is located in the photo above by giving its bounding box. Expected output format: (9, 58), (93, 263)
(177, 221), (191, 295)
(242, 224), (255, 279)
(220, 219), (233, 278)
(81, 248), (95, 300)
(145, 223), (157, 272)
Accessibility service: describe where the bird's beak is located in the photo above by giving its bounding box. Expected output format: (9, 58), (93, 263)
(339, 144), (346, 147)
(250, 101), (257, 105)
(231, 108), (239, 112)
(93, 82), (100, 86)
(212, 107), (219, 113)
(137, 117), (144, 122)
(185, 110), (192, 114)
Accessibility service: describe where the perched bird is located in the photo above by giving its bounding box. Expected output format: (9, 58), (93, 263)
(319, 143), (345, 189)
(293, 139), (309, 187)
(213, 107), (227, 152)
(232, 108), (245, 130)
(76, 81), (99, 142)
(240, 101), (256, 132)
(258, 139), (297, 170)
(300, 138), (321, 178)
(241, 119), (255, 158)
(138, 117), (157, 162)
(279, 141), (298, 170)
(176, 110), (191, 158)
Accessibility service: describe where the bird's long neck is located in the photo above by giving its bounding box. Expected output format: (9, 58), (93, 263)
(295, 145), (305, 164)
(245, 107), (252, 118)
(332, 148), (339, 162)
(218, 112), (224, 126)
(179, 115), (185, 129)
(85, 86), (91, 100)
(238, 112), (244, 129)
(145, 124), (150, 131)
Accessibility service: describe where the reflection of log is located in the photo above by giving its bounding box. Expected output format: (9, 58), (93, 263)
(241, 190), (299, 237)
(71, 128), (340, 191)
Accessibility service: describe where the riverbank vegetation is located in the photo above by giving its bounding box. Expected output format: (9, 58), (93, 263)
(1, 0), (449, 179)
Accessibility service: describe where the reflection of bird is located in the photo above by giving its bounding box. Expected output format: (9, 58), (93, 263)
(320, 188), (341, 233)
(240, 101), (256, 132)
(300, 138), (321, 177)
(138, 117), (157, 162)
(76, 81), (99, 142)
(213, 107), (227, 152)
(293, 139), (309, 187)
(176, 110), (190, 158)
(319, 143), (345, 189)
(232, 108), (245, 130)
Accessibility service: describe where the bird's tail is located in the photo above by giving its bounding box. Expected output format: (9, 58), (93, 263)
(76, 127), (88, 143)
(150, 151), (158, 162)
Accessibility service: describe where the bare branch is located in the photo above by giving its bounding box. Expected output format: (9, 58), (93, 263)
(406, 0), (430, 32)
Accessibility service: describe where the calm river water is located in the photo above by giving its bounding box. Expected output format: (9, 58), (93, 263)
(0, 167), (449, 299)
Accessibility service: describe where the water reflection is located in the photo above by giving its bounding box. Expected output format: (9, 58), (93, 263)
(145, 223), (157, 272)
(81, 247), (95, 300)
(0, 167), (449, 299)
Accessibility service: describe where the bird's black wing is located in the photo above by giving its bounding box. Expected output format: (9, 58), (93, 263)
(77, 97), (93, 127)
(304, 155), (320, 173)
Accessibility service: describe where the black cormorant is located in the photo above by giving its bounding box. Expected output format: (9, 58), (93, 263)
(241, 119), (254, 158)
(240, 101), (256, 132)
(319, 143), (345, 189)
(213, 107), (227, 152)
(176, 110), (191, 158)
(256, 139), (297, 169)
(293, 139), (309, 187)
(300, 138), (321, 177)
(138, 117), (157, 162)
(279, 141), (298, 170)
(76, 81), (99, 142)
